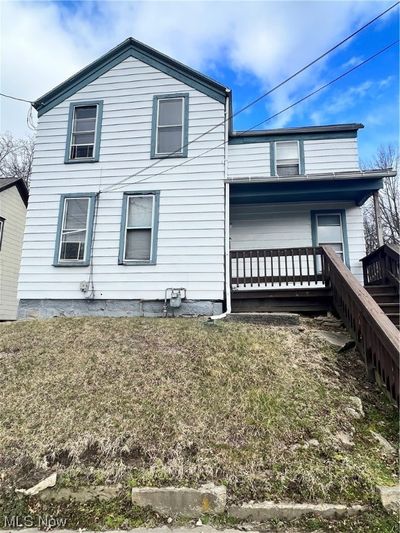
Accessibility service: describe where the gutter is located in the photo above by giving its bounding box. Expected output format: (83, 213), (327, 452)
(226, 170), (397, 184)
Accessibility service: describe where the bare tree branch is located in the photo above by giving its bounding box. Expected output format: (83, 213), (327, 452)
(362, 143), (399, 253)
(0, 132), (35, 188)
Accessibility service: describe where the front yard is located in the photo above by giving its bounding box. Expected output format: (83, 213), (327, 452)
(0, 317), (398, 531)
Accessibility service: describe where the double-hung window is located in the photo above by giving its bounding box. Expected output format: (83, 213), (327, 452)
(0, 217), (4, 251)
(275, 141), (301, 177)
(151, 94), (189, 158)
(54, 194), (96, 266)
(119, 192), (160, 264)
(65, 101), (103, 163)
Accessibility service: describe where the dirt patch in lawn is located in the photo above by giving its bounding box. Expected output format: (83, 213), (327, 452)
(0, 317), (397, 509)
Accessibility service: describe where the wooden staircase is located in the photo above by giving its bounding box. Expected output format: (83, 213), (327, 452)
(361, 244), (400, 330)
(230, 244), (400, 405)
(365, 285), (399, 328)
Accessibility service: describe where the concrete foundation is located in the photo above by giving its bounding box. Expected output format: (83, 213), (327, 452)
(18, 299), (223, 319)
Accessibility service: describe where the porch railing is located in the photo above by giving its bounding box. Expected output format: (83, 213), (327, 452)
(229, 245), (399, 404)
(230, 246), (324, 289)
(361, 243), (400, 287)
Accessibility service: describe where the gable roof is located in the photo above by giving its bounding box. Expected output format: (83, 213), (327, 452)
(33, 37), (230, 116)
(0, 177), (29, 206)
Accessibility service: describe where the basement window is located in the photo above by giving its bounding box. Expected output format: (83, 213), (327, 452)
(65, 101), (103, 163)
(119, 192), (160, 265)
(275, 141), (300, 177)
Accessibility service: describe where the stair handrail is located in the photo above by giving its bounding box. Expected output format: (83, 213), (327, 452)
(322, 245), (399, 403)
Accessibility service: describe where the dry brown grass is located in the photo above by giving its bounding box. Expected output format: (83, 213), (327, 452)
(0, 317), (397, 504)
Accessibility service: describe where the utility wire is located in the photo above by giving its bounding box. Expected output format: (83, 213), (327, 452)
(101, 1), (399, 193)
(106, 39), (398, 192)
(230, 1), (399, 118)
(0, 92), (33, 104)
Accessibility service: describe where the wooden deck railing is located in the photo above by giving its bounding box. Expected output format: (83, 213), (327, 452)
(361, 243), (400, 287)
(322, 245), (399, 404)
(230, 246), (324, 289)
(229, 245), (399, 404)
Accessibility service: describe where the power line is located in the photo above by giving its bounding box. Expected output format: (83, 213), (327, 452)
(239, 40), (400, 133)
(0, 92), (33, 104)
(106, 39), (398, 192)
(101, 1), (399, 192)
(231, 1), (399, 117)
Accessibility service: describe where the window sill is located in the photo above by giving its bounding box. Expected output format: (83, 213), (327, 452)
(64, 158), (99, 164)
(53, 261), (90, 267)
(150, 153), (187, 160)
(118, 260), (157, 266)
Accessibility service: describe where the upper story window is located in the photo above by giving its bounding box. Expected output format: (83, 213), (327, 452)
(53, 193), (96, 266)
(119, 192), (160, 265)
(275, 141), (300, 177)
(65, 101), (103, 163)
(151, 94), (189, 158)
(0, 217), (4, 251)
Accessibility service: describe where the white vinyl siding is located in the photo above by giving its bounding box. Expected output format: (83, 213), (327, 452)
(228, 137), (359, 179)
(228, 143), (270, 178)
(19, 56), (226, 301)
(0, 187), (26, 320)
(303, 138), (359, 173)
(230, 201), (365, 283)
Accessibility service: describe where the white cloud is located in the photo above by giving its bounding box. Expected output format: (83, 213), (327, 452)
(0, 0), (391, 137)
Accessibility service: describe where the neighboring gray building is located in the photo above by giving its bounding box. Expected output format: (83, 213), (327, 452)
(0, 177), (28, 320)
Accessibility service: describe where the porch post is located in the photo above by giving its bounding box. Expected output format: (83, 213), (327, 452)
(373, 191), (384, 247)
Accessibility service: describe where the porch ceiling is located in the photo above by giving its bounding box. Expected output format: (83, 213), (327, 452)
(229, 177), (383, 206)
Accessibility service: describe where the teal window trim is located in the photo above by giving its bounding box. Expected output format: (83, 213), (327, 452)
(53, 192), (97, 267)
(150, 93), (189, 159)
(270, 140), (305, 177)
(299, 140), (305, 174)
(269, 142), (276, 177)
(118, 191), (160, 265)
(64, 100), (103, 164)
(310, 209), (350, 268)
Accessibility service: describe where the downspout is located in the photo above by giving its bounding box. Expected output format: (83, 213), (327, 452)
(209, 91), (231, 321)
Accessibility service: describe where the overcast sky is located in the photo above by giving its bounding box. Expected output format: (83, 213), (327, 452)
(0, 0), (398, 162)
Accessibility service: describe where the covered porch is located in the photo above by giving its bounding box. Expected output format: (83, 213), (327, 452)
(227, 172), (386, 312)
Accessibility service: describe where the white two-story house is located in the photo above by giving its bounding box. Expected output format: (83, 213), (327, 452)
(18, 37), (393, 318)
